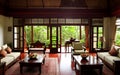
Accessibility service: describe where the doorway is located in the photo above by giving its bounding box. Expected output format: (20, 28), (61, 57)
(49, 26), (61, 53)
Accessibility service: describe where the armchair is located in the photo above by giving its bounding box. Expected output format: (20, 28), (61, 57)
(72, 42), (88, 55)
(28, 41), (46, 54)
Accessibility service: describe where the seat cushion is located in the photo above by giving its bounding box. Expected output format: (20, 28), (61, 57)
(73, 50), (88, 55)
(97, 52), (110, 60)
(6, 52), (20, 59)
(104, 55), (120, 66)
(73, 43), (83, 50)
(1, 56), (14, 66)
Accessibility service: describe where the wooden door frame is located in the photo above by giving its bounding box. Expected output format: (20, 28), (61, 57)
(49, 25), (61, 53)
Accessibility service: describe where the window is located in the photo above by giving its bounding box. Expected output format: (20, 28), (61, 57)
(92, 18), (103, 49)
(115, 18), (120, 45)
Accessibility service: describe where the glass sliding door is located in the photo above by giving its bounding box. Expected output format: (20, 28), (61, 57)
(24, 25), (48, 52)
(13, 27), (24, 52)
(93, 27), (103, 49)
(50, 26), (61, 53)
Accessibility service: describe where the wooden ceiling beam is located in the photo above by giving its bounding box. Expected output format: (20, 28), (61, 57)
(6, 8), (109, 18)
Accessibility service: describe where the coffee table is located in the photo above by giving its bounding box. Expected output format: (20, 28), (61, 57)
(73, 54), (103, 75)
(19, 54), (45, 74)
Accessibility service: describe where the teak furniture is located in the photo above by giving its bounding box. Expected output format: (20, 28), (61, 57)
(65, 39), (79, 52)
(73, 54), (103, 75)
(29, 41), (46, 54)
(0, 62), (6, 75)
(28, 48), (45, 54)
(19, 54), (45, 74)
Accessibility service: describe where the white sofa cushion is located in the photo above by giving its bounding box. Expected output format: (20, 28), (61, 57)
(6, 52), (20, 59)
(97, 52), (110, 60)
(73, 42), (83, 50)
(104, 55), (120, 66)
(98, 52), (120, 66)
(1, 56), (14, 66)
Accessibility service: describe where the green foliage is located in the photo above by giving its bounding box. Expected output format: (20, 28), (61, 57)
(25, 26), (86, 46)
(115, 30), (120, 45)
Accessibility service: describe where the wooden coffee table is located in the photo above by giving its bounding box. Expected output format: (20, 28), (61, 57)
(73, 54), (103, 75)
(19, 54), (45, 74)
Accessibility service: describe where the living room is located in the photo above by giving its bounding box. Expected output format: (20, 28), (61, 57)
(0, 0), (120, 75)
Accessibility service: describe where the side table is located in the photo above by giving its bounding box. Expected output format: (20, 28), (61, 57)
(0, 62), (6, 75)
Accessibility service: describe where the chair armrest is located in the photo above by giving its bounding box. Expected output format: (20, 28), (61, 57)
(71, 47), (74, 51)
(114, 60), (120, 75)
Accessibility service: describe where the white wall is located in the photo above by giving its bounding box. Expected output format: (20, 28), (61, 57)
(0, 15), (4, 46)
(0, 15), (13, 46)
(4, 17), (13, 45)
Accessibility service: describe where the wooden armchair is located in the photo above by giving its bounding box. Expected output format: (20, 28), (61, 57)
(72, 42), (88, 55)
(29, 41), (46, 54)
(30, 41), (45, 48)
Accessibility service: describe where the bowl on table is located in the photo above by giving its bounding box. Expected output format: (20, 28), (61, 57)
(81, 53), (89, 59)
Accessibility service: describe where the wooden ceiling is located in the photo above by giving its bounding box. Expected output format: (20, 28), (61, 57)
(6, 0), (107, 9)
(0, 0), (120, 10)
(0, 0), (120, 17)
(0, 0), (120, 9)
(0, 0), (109, 8)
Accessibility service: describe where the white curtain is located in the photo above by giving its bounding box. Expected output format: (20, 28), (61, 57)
(104, 17), (116, 50)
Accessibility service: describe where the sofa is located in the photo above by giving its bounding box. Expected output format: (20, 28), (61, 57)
(97, 45), (120, 75)
(0, 44), (20, 70)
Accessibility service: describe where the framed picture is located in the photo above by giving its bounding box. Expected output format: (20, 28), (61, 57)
(8, 26), (12, 32)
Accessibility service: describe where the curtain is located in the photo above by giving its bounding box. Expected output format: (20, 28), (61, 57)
(85, 26), (89, 48)
(104, 17), (116, 50)
(110, 17), (117, 47)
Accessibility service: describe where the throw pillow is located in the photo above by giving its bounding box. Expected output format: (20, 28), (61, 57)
(0, 49), (7, 57)
(2, 44), (8, 49)
(109, 46), (118, 56)
(5, 46), (12, 53)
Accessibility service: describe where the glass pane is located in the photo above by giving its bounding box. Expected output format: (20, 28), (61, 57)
(66, 19), (74, 24)
(52, 41), (56, 44)
(61, 26), (80, 46)
(58, 18), (65, 24)
(51, 18), (57, 24)
(24, 26), (32, 45)
(32, 18), (39, 24)
(81, 19), (88, 24)
(52, 27), (56, 36)
(14, 34), (19, 38)
(14, 40), (17, 48)
(38, 18), (43, 24)
(93, 27), (97, 33)
(93, 42), (97, 48)
(115, 26), (120, 45)
(43, 18), (49, 24)
(25, 19), (31, 24)
(92, 18), (103, 26)
(13, 18), (23, 26)
(14, 27), (19, 33)
(33, 26), (47, 42)
(73, 19), (81, 24)
(93, 37), (97, 41)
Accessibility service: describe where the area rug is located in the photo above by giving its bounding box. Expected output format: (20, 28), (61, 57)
(5, 58), (59, 75)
